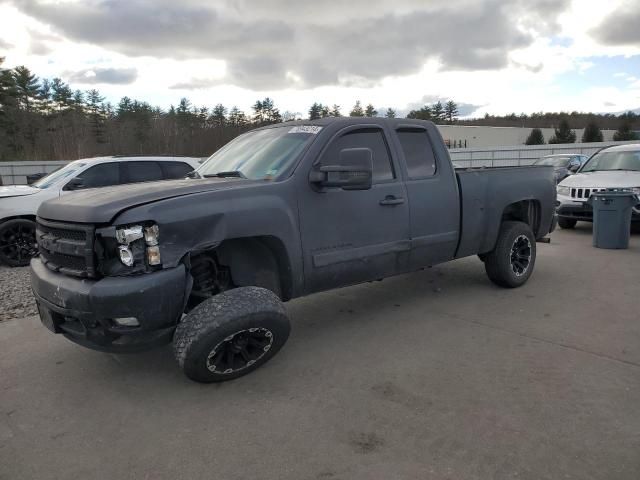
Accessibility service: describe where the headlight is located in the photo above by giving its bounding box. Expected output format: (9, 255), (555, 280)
(557, 185), (570, 196)
(115, 223), (161, 267)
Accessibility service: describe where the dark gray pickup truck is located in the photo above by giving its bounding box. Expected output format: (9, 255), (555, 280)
(31, 118), (557, 382)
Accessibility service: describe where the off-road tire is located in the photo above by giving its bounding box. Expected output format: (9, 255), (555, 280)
(484, 221), (536, 288)
(0, 219), (37, 267)
(173, 286), (290, 383)
(558, 217), (577, 229)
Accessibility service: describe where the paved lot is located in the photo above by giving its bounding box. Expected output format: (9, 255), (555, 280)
(1, 224), (639, 480)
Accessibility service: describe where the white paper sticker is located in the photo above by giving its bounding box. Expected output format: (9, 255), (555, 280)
(288, 125), (323, 134)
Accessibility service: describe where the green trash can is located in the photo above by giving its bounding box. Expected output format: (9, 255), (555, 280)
(587, 190), (639, 249)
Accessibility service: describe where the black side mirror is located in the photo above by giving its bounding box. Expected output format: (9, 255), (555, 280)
(64, 177), (85, 191)
(310, 148), (373, 190)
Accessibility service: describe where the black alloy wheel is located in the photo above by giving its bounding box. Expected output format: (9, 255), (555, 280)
(0, 219), (38, 267)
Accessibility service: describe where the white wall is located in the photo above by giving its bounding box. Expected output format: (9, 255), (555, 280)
(436, 125), (616, 149)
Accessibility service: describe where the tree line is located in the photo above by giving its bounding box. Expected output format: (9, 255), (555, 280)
(0, 59), (638, 161)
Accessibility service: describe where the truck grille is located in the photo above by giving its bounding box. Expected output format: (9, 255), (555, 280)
(36, 218), (97, 278)
(570, 187), (604, 200)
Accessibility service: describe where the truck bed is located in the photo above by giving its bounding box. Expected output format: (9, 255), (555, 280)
(455, 165), (556, 258)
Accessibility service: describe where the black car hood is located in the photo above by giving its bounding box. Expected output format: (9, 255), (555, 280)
(37, 177), (256, 224)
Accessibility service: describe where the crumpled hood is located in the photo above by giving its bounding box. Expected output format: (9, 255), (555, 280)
(37, 177), (259, 224)
(559, 170), (640, 189)
(0, 185), (40, 198)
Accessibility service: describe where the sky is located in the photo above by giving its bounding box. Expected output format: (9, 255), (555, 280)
(0, 0), (639, 118)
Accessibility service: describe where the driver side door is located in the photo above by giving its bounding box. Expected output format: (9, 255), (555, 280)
(297, 126), (410, 294)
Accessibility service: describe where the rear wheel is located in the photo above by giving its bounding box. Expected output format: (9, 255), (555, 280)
(0, 219), (37, 267)
(173, 286), (290, 383)
(484, 221), (536, 288)
(558, 217), (577, 229)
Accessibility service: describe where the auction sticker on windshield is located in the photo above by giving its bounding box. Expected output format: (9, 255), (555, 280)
(288, 126), (323, 134)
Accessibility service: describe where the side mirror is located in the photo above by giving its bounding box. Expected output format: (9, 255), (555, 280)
(568, 160), (581, 173)
(309, 148), (373, 190)
(64, 177), (85, 191)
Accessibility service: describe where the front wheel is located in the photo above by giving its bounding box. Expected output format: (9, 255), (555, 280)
(173, 286), (291, 383)
(0, 219), (38, 267)
(484, 221), (536, 288)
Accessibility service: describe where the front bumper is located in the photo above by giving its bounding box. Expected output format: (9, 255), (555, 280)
(557, 201), (640, 223)
(30, 258), (190, 353)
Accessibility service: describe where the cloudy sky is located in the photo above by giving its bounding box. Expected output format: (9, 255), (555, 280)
(0, 0), (639, 117)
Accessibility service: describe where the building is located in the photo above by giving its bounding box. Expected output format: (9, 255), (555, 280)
(436, 125), (617, 149)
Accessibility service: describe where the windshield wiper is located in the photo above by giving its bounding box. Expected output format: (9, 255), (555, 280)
(203, 171), (247, 179)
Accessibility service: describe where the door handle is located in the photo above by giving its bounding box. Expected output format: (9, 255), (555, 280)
(379, 195), (405, 206)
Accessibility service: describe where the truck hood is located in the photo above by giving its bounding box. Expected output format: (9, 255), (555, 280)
(559, 170), (640, 189)
(37, 177), (258, 223)
(0, 185), (41, 198)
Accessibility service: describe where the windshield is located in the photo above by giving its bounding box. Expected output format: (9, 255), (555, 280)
(32, 162), (87, 189)
(581, 150), (640, 172)
(536, 156), (571, 167)
(197, 126), (320, 180)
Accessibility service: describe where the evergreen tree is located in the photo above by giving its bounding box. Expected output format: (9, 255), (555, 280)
(385, 108), (396, 118)
(350, 100), (364, 117)
(12, 66), (40, 112)
(613, 122), (638, 141)
(431, 101), (445, 123)
(50, 78), (73, 110)
(444, 100), (459, 124)
(407, 105), (432, 120)
(85, 89), (105, 144)
(364, 103), (377, 117)
(320, 104), (330, 118)
(308, 102), (322, 120)
(548, 119), (576, 144)
(210, 103), (227, 127)
(525, 128), (545, 145)
(581, 121), (603, 142)
(330, 104), (341, 117)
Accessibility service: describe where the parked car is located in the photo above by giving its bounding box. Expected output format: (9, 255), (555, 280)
(534, 154), (588, 183)
(0, 156), (200, 267)
(31, 118), (557, 383)
(556, 144), (640, 228)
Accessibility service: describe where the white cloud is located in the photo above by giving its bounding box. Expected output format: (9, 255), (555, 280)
(0, 0), (638, 116)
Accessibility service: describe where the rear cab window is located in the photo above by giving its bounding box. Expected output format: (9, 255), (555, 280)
(396, 129), (438, 179)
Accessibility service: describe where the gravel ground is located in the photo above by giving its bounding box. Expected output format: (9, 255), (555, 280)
(0, 265), (38, 322)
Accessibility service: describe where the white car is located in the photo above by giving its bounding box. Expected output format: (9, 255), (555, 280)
(0, 156), (200, 266)
(556, 144), (640, 229)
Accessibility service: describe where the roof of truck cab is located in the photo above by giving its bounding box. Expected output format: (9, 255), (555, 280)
(254, 117), (437, 130)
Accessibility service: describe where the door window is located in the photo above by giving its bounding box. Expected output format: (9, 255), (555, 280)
(75, 162), (120, 188)
(397, 130), (438, 178)
(320, 128), (395, 182)
(125, 161), (164, 183)
(162, 161), (194, 179)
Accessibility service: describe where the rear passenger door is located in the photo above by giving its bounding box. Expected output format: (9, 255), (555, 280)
(122, 161), (164, 184)
(298, 125), (411, 293)
(394, 126), (460, 267)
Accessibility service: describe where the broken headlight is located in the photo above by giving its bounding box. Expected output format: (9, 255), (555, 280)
(115, 224), (161, 267)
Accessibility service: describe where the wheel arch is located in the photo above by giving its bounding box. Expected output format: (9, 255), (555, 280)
(190, 235), (294, 302)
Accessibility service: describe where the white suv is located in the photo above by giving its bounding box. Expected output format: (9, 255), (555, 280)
(0, 156), (201, 266)
(556, 144), (640, 229)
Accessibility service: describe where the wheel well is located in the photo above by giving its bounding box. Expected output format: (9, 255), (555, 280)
(501, 200), (541, 237)
(187, 236), (293, 303)
(0, 215), (36, 225)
